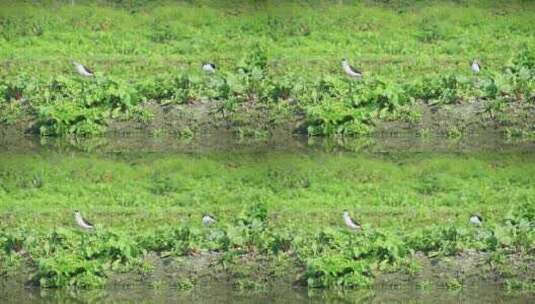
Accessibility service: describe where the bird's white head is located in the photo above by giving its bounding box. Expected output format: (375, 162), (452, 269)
(342, 209), (349, 216)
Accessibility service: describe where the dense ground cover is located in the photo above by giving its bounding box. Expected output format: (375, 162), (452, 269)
(0, 0), (534, 136)
(0, 149), (533, 289)
(0, 0), (534, 293)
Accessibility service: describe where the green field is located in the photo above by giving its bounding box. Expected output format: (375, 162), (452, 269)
(1, 1), (534, 79)
(1, 0), (534, 136)
(1, 145), (534, 290)
(0, 0), (534, 295)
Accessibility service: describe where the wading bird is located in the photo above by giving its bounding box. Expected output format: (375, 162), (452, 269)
(202, 214), (216, 225)
(342, 210), (362, 230)
(471, 59), (481, 74)
(202, 62), (216, 73)
(341, 58), (363, 78)
(469, 213), (483, 226)
(72, 61), (94, 77)
(74, 210), (95, 230)
(13, 90), (26, 102)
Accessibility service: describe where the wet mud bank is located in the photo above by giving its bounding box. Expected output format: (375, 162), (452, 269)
(2, 250), (533, 293)
(2, 100), (535, 139)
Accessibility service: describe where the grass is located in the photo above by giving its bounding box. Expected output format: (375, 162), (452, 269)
(1, 1), (534, 80)
(0, 0), (534, 290)
(0, 0), (534, 136)
(0, 151), (531, 229)
(0, 149), (534, 288)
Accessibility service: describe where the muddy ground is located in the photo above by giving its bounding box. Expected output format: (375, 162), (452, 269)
(1, 250), (533, 293)
(2, 99), (535, 139)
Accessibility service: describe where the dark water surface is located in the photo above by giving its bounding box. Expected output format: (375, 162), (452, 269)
(1, 133), (535, 154)
(1, 284), (534, 304)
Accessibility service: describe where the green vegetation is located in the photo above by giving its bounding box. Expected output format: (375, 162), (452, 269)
(1, 1), (534, 136)
(1, 0), (534, 293)
(1, 150), (533, 289)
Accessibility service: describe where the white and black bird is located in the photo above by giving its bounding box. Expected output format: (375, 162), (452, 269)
(341, 58), (363, 78)
(469, 213), (483, 226)
(342, 210), (362, 230)
(72, 61), (94, 77)
(202, 214), (216, 225)
(471, 59), (481, 74)
(74, 210), (95, 230)
(202, 62), (216, 73)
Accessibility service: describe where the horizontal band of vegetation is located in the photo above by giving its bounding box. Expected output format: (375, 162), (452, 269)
(1, 47), (534, 136)
(1, 1), (534, 79)
(1, 152), (534, 289)
(1, 1), (534, 137)
(1, 202), (533, 289)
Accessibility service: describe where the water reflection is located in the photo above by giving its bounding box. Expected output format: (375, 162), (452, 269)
(1, 285), (533, 304)
(1, 133), (534, 154)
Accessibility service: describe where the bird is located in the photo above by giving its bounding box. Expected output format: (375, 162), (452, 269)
(72, 61), (94, 77)
(74, 210), (95, 230)
(341, 58), (363, 78)
(202, 214), (216, 225)
(202, 62), (216, 73)
(469, 213), (483, 226)
(471, 59), (481, 74)
(13, 90), (26, 102)
(342, 210), (362, 230)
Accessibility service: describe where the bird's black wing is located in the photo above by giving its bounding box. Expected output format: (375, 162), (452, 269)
(83, 65), (94, 74)
(350, 65), (362, 74)
(83, 217), (94, 226)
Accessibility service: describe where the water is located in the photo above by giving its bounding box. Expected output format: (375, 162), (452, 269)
(1, 133), (535, 154)
(1, 134), (534, 303)
(1, 284), (533, 303)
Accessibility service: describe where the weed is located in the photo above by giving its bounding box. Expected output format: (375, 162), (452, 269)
(445, 278), (463, 290)
(0, 151), (533, 289)
(0, 2), (534, 136)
